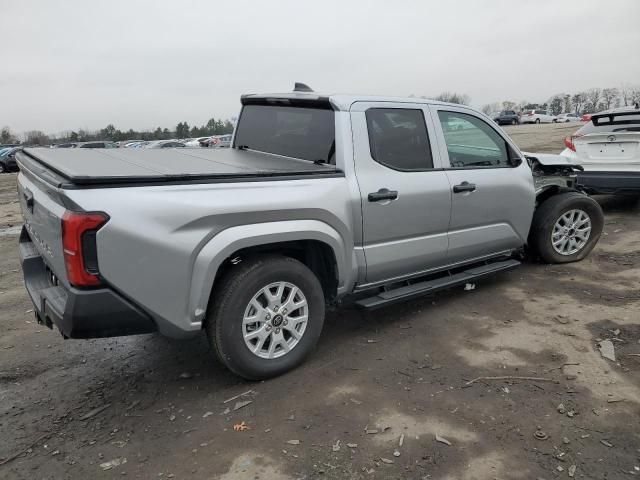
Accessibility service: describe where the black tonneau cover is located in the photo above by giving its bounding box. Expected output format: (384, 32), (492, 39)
(17, 148), (340, 187)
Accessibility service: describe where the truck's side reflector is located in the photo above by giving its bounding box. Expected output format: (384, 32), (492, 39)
(61, 211), (108, 287)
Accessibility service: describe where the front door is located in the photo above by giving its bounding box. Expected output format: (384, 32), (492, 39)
(351, 102), (452, 285)
(429, 105), (535, 264)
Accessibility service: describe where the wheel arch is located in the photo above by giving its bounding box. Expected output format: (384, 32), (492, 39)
(188, 220), (355, 327)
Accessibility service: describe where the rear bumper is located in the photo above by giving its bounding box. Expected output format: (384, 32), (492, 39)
(19, 227), (157, 339)
(577, 171), (640, 195)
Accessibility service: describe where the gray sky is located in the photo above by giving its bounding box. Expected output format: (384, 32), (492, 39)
(2, 0), (639, 135)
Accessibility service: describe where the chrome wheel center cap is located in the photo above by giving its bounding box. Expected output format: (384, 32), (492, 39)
(271, 314), (284, 327)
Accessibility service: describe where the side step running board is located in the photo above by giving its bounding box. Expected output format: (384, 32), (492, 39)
(355, 259), (521, 310)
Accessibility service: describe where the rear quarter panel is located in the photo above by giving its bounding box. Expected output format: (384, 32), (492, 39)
(63, 177), (355, 337)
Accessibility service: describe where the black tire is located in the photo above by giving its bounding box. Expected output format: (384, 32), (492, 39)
(529, 192), (603, 264)
(205, 255), (325, 380)
(535, 118), (541, 124)
(511, 119), (517, 125)
(0, 163), (5, 174)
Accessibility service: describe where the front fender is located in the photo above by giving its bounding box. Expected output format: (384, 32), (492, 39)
(188, 220), (356, 326)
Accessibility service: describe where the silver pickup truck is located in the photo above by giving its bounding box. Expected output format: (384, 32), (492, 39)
(16, 85), (604, 379)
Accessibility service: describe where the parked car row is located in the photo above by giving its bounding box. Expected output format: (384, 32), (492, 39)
(491, 110), (585, 125)
(49, 134), (233, 149)
(1, 134), (234, 173)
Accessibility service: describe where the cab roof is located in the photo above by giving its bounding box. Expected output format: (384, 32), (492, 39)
(240, 91), (473, 112)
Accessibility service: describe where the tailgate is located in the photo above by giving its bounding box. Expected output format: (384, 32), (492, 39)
(574, 132), (640, 168)
(17, 171), (70, 285)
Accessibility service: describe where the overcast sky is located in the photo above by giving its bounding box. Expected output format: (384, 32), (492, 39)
(2, 0), (639, 135)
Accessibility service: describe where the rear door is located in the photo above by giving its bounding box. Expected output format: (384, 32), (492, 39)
(429, 105), (535, 264)
(351, 102), (452, 285)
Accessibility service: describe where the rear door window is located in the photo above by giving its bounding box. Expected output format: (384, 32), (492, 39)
(365, 108), (433, 171)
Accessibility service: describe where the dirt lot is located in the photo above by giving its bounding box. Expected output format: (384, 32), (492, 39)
(1, 123), (639, 479)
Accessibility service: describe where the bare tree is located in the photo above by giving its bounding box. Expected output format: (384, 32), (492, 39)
(563, 94), (572, 113)
(481, 102), (501, 115)
(601, 88), (619, 110)
(23, 130), (50, 146)
(631, 86), (640, 107)
(548, 96), (564, 115)
(571, 92), (587, 115)
(434, 92), (471, 105)
(501, 101), (516, 111)
(1, 127), (18, 144)
(620, 84), (631, 106)
(585, 88), (602, 113)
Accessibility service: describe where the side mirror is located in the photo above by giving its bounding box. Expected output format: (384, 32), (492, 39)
(507, 145), (522, 167)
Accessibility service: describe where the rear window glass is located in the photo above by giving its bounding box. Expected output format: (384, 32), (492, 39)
(365, 108), (433, 170)
(234, 105), (335, 163)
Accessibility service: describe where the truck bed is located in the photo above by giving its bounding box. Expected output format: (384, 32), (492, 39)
(17, 147), (341, 187)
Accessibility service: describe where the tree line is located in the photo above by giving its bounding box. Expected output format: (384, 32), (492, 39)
(481, 84), (640, 116)
(4, 85), (639, 147)
(1, 117), (235, 146)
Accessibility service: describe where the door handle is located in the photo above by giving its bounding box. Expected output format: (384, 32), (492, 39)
(452, 182), (476, 193)
(368, 188), (398, 202)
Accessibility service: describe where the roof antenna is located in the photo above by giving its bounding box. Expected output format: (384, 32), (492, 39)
(294, 82), (314, 93)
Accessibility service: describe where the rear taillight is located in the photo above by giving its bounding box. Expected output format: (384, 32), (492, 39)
(564, 133), (583, 152)
(61, 211), (109, 287)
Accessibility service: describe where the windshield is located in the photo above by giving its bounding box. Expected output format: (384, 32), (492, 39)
(234, 104), (335, 163)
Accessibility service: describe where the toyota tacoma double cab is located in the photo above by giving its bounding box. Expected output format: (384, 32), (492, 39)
(16, 84), (604, 379)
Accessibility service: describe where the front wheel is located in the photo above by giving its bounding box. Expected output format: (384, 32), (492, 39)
(206, 255), (325, 380)
(535, 118), (541, 124)
(529, 192), (603, 263)
(0, 163), (6, 174)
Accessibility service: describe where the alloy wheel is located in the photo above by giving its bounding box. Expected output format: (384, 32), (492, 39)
(242, 282), (309, 359)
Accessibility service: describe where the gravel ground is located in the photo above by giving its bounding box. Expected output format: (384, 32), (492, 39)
(1, 123), (639, 479)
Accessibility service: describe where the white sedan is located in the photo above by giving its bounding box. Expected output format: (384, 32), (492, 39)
(555, 113), (583, 123)
(520, 109), (556, 124)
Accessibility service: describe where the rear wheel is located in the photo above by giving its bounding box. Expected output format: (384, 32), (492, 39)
(535, 118), (541, 124)
(0, 163), (5, 174)
(206, 255), (325, 380)
(511, 119), (517, 125)
(529, 192), (603, 263)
